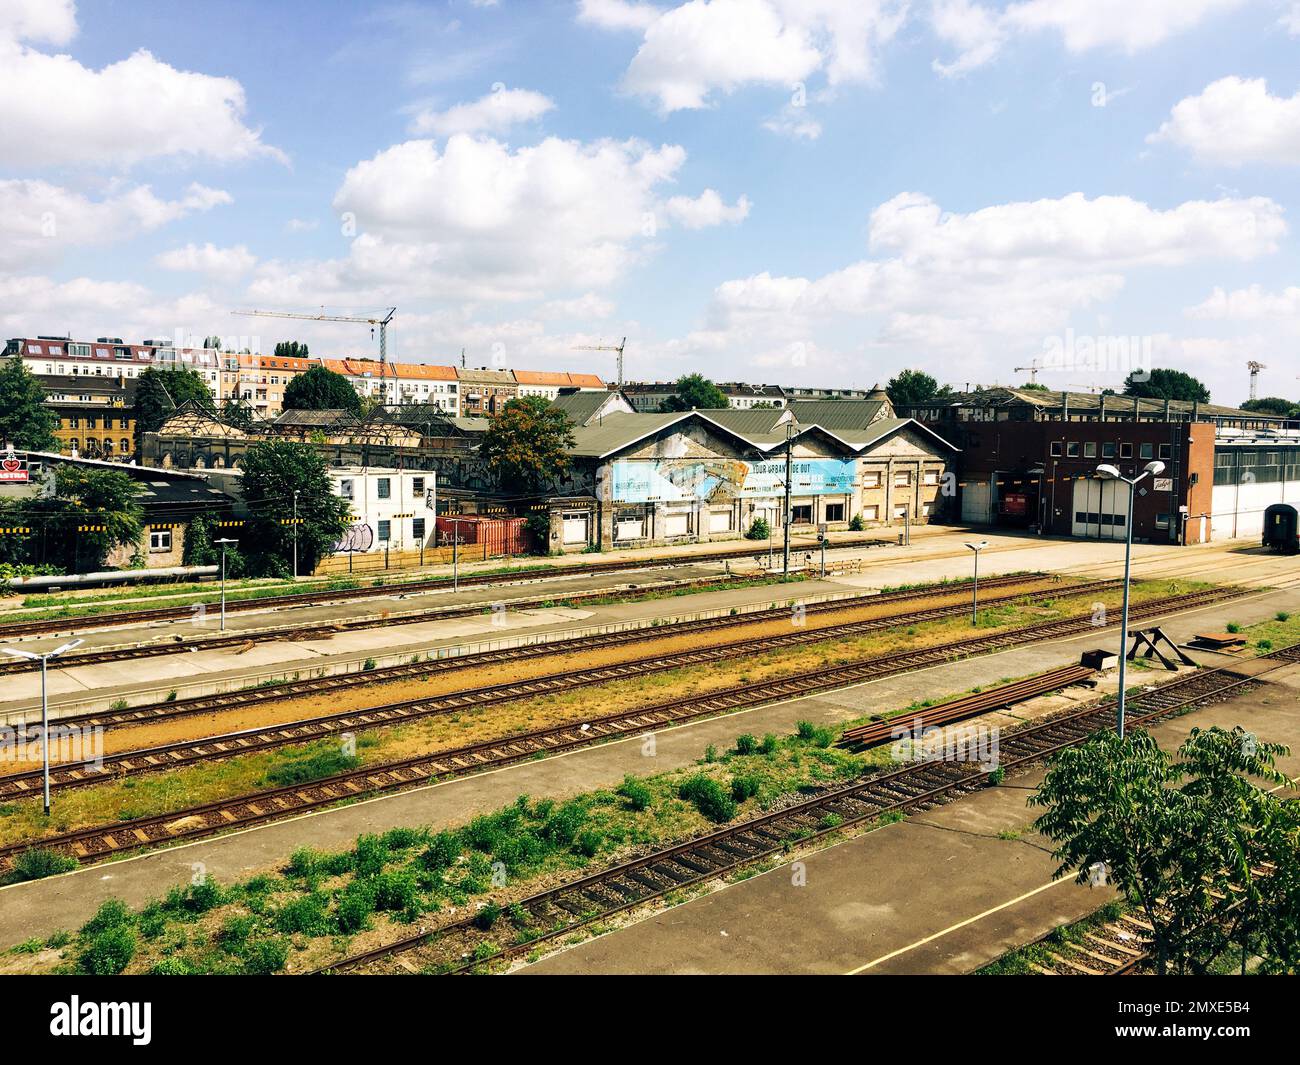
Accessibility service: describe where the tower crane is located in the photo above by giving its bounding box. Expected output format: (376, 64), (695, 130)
(572, 336), (627, 387)
(1013, 359), (1043, 385)
(1247, 360), (1267, 401)
(232, 306), (397, 398)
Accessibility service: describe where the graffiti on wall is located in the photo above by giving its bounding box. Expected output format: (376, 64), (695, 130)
(609, 458), (855, 503)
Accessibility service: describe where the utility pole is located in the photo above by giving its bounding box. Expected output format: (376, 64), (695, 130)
(1, 639), (83, 817)
(292, 490), (299, 579)
(782, 422), (793, 576)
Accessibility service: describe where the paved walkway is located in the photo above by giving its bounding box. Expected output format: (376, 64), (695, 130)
(0, 582), (1293, 949)
(522, 673), (1300, 975)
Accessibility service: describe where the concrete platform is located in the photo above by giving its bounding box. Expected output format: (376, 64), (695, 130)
(0, 582), (1294, 950)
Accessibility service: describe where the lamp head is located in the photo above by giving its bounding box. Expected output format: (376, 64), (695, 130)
(1144, 460), (1165, 476)
(1095, 463), (1121, 480)
(964, 541), (987, 551)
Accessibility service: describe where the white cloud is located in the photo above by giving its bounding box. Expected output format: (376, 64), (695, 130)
(0, 21), (285, 168)
(663, 188), (751, 228)
(541, 293), (617, 319)
(930, 0), (1244, 77)
(1187, 284), (1300, 320)
(577, 0), (664, 30)
(1284, 3), (1300, 35)
(763, 104), (823, 139)
(0, 0), (76, 45)
(319, 133), (743, 301)
(1148, 77), (1300, 166)
(615, 0), (906, 113)
(156, 242), (257, 282)
(0, 180), (231, 269)
(285, 218), (320, 233)
(410, 87), (555, 136)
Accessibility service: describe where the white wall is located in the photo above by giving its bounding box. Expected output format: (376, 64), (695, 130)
(1211, 478), (1300, 541)
(332, 468), (436, 551)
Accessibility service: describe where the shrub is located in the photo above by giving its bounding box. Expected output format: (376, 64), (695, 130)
(474, 902), (502, 930)
(703, 744), (719, 763)
(759, 733), (779, 755)
(733, 733), (759, 756)
(264, 748), (359, 787)
(1276, 612), (1290, 622)
(574, 828), (603, 858)
(731, 774), (761, 803)
(8, 847), (77, 883)
(352, 834), (390, 878)
(1257, 639), (1273, 651)
(273, 894), (331, 936)
(745, 517), (771, 541)
(149, 957), (195, 975)
(217, 915), (255, 952)
(165, 878), (223, 916)
(419, 832), (461, 871)
(541, 800), (588, 845)
(78, 927), (136, 975)
(242, 939), (289, 975)
(848, 513), (865, 531)
(335, 882), (376, 933)
(80, 898), (132, 937)
(362, 657), (377, 671)
(371, 870), (419, 913)
(678, 774), (736, 823)
(1225, 621), (1241, 634)
(617, 775), (652, 812)
(380, 826), (424, 851)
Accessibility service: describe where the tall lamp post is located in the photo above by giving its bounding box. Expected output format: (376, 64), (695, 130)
(292, 490), (300, 579)
(214, 537), (238, 631)
(964, 540), (988, 625)
(1, 639), (84, 816)
(1096, 460), (1165, 738)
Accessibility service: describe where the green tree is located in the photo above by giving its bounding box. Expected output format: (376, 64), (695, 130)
(1123, 368), (1210, 403)
(134, 367), (215, 450)
(1240, 397), (1297, 417)
(481, 396), (576, 494)
(239, 441), (351, 576)
(1031, 726), (1296, 975)
(885, 369), (951, 408)
(274, 341), (310, 358)
(659, 374), (728, 412)
(282, 365), (362, 414)
(0, 357), (58, 450)
(27, 466), (144, 572)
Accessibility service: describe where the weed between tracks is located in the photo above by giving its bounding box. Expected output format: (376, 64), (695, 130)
(0, 578), (1210, 848)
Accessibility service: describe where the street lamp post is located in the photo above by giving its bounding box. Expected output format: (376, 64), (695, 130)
(1, 639), (84, 816)
(292, 490), (300, 579)
(1096, 460), (1165, 738)
(964, 540), (988, 625)
(214, 538), (238, 631)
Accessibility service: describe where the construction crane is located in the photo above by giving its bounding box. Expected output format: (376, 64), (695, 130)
(1247, 360), (1267, 401)
(573, 336), (627, 387)
(232, 306), (397, 396)
(1013, 359), (1043, 385)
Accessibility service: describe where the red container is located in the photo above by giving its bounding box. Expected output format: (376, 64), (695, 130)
(435, 515), (527, 557)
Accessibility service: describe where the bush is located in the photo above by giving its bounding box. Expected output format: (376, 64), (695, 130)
(733, 733), (759, 756)
(352, 834), (390, 878)
(419, 831), (461, 871)
(164, 878), (224, 916)
(540, 800), (588, 845)
(794, 720), (834, 747)
(335, 882), (376, 933)
(731, 774), (761, 803)
(370, 870), (419, 913)
(678, 774), (736, 823)
(149, 957), (195, 975)
(380, 826), (424, 851)
(78, 927), (136, 975)
(273, 894), (331, 936)
(1276, 612), (1290, 622)
(759, 733), (779, 755)
(617, 775), (652, 812)
(8, 847), (77, 883)
(848, 513), (865, 531)
(574, 828), (603, 858)
(264, 748), (359, 787)
(217, 915), (255, 952)
(242, 938), (289, 975)
(80, 898), (132, 937)
(1225, 621), (1241, 634)
(745, 517), (771, 541)
(475, 902), (502, 930)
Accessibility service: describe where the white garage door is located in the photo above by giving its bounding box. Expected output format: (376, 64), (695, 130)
(1071, 479), (1128, 540)
(708, 509), (733, 533)
(562, 512), (589, 544)
(961, 477), (993, 523)
(663, 513), (690, 537)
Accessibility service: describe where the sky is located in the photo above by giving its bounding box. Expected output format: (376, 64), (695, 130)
(1, 0), (1298, 405)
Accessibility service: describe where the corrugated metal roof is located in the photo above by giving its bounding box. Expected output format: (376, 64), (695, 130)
(787, 400), (888, 430)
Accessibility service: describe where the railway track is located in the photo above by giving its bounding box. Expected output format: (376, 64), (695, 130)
(0, 572), (770, 677)
(0, 535), (882, 641)
(9, 571), (1081, 737)
(0, 576), (1123, 796)
(0, 584), (1247, 867)
(316, 642), (1300, 976)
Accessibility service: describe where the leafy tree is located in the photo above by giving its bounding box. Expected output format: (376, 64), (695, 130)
(274, 341), (310, 358)
(283, 365), (362, 415)
(885, 369), (951, 408)
(134, 367), (215, 450)
(659, 374), (728, 412)
(1240, 397), (1297, 417)
(481, 396), (576, 494)
(27, 465), (144, 572)
(1123, 368), (1210, 403)
(239, 441), (351, 576)
(0, 357), (58, 450)
(1031, 726), (1298, 975)
(203, 336), (222, 349)
(1020, 381), (1049, 392)
(220, 397), (256, 430)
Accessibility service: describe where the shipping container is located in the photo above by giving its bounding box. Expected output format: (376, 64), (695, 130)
(435, 515), (528, 558)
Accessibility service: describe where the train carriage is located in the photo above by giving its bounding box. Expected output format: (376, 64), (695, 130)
(1262, 503), (1299, 553)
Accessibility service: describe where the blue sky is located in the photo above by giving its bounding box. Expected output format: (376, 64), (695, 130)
(2, 0), (1298, 404)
